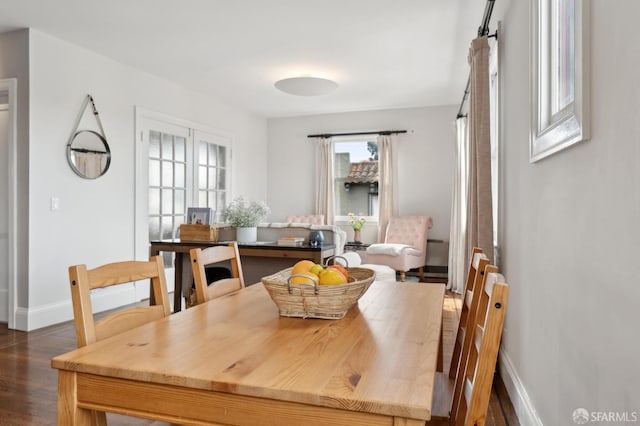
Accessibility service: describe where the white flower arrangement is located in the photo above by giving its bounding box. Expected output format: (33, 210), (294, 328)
(347, 212), (366, 231)
(221, 196), (270, 227)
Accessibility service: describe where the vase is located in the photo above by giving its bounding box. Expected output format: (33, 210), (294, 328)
(309, 230), (325, 247)
(236, 227), (257, 243)
(353, 230), (362, 243)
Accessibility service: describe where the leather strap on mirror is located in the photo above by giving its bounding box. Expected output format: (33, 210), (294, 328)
(66, 94), (108, 150)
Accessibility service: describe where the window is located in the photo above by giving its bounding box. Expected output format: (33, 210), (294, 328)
(530, 0), (589, 162)
(334, 139), (379, 219)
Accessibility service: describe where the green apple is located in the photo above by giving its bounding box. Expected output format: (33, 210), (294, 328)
(309, 264), (324, 276)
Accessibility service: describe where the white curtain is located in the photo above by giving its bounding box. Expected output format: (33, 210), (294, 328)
(448, 36), (494, 293)
(73, 152), (107, 179)
(448, 117), (469, 293)
(376, 134), (397, 242)
(314, 137), (335, 225)
(467, 36), (494, 263)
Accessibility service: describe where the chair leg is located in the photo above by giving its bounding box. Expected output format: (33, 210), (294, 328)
(92, 410), (107, 426)
(399, 271), (406, 282)
(419, 266), (425, 282)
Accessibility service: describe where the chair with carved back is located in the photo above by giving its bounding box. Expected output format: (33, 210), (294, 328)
(364, 215), (433, 281)
(67, 255), (171, 425)
(189, 242), (245, 305)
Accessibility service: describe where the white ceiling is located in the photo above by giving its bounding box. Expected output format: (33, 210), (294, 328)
(0, 0), (500, 118)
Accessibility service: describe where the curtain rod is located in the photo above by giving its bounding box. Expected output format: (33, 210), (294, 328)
(456, 0), (497, 119)
(307, 130), (407, 138)
(70, 147), (108, 154)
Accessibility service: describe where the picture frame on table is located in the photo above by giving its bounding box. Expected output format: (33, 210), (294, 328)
(187, 207), (214, 225)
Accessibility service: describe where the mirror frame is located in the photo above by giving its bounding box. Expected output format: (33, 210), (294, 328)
(66, 130), (112, 179)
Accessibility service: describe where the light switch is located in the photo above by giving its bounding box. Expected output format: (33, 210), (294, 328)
(51, 197), (60, 211)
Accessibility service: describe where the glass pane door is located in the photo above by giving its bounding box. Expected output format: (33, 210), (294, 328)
(135, 117), (191, 302)
(193, 130), (231, 222)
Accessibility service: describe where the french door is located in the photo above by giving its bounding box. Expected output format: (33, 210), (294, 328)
(135, 109), (231, 300)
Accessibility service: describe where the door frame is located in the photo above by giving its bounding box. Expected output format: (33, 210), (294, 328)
(0, 78), (17, 328)
(133, 107), (233, 305)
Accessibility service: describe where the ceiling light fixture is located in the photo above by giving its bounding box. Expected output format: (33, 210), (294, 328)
(274, 76), (338, 96)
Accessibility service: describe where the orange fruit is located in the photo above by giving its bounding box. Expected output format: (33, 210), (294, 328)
(328, 265), (348, 279)
(291, 260), (315, 275)
(290, 273), (319, 286)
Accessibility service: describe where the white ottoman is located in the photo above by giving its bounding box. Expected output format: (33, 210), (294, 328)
(332, 252), (397, 282)
(359, 263), (397, 282)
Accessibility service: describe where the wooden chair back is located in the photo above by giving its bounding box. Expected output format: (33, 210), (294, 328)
(451, 270), (509, 426)
(68, 256), (171, 347)
(190, 242), (245, 305)
(449, 248), (490, 379)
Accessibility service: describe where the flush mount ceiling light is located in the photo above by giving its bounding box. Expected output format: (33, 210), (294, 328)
(274, 76), (338, 96)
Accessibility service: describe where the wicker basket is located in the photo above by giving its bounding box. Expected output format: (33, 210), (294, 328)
(261, 267), (375, 319)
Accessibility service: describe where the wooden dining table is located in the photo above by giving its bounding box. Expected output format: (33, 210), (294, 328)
(52, 280), (445, 425)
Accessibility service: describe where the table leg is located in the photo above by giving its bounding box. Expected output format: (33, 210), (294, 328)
(173, 252), (184, 313)
(57, 371), (93, 425)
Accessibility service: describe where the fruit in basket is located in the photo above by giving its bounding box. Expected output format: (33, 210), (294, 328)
(290, 273), (319, 286)
(318, 268), (347, 286)
(291, 260), (315, 275)
(328, 265), (348, 279)
(309, 264), (324, 276)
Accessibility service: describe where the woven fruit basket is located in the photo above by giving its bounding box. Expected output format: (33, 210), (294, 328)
(262, 267), (376, 319)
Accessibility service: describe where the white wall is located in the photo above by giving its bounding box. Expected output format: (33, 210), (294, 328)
(0, 106), (7, 322)
(267, 106), (456, 243)
(0, 30), (29, 315)
(21, 29), (267, 330)
(498, 1), (640, 424)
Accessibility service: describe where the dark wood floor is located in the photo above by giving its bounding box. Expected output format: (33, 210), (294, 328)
(0, 291), (519, 425)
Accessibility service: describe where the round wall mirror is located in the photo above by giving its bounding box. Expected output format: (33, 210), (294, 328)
(66, 130), (111, 179)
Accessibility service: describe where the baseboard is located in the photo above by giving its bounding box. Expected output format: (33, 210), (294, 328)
(14, 307), (28, 331)
(498, 348), (544, 426)
(15, 284), (138, 331)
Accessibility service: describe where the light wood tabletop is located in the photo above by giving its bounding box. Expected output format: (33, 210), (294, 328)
(52, 280), (445, 425)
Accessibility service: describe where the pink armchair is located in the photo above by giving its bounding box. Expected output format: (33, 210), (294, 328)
(364, 215), (433, 281)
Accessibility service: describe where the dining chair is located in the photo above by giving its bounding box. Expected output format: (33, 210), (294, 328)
(68, 255), (171, 347)
(429, 265), (508, 426)
(449, 249), (490, 380)
(67, 255), (171, 425)
(434, 247), (484, 373)
(449, 270), (509, 425)
(432, 254), (492, 413)
(189, 242), (245, 305)
(364, 215), (433, 281)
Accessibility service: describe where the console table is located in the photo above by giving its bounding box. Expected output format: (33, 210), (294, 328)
(150, 240), (335, 312)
